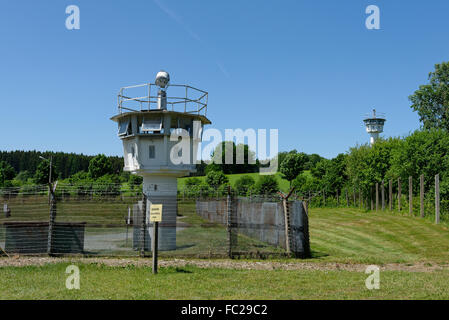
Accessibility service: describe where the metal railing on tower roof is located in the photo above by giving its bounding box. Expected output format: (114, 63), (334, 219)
(117, 83), (208, 117)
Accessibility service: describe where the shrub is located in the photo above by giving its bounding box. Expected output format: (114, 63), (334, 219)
(255, 175), (279, 196)
(93, 174), (121, 196)
(205, 170), (229, 189)
(234, 175), (255, 196)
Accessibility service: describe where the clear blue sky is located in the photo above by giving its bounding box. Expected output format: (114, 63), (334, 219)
(1, 0), (448, 159)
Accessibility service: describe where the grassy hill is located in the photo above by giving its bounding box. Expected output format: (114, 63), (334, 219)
(178, 172), (294, 193)
(309, 207), (449, 264)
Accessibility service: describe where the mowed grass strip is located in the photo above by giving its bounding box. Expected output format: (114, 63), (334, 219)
(308, 207), (449, 264)
(0, 263), (449, 300)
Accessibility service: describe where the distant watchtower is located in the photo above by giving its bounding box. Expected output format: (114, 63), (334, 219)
(111, 71), (211, 250)
(363, 109), (386, 146)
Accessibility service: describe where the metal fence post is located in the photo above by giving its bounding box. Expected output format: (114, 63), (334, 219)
(435, 174), (440, 224)
(420, 174), (424, 218)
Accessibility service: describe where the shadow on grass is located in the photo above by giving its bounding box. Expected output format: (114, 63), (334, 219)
(310, 250), (329, 259)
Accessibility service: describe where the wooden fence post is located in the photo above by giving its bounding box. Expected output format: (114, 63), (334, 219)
(409, 176), (413, 215)
(435, 174), (440, 224)
(420, 174), (424, 218)
(381, 180), (385, 211)
(375, 183), (379, 211)
(337, 190), (339, 207)
(47, 186), (57, 255)
(370, 187), (374, 211)
(389, 179), (393, 211)
(358, 187), (361, 209)
(353, 188), (356, 208)
(345, 188), (349, 207)
(398, 178), (402, 212)
(323, 190), (326, 207)
(282, 198), (291, 254)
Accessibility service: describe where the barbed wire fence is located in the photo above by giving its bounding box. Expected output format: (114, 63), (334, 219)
(0, 183), (310, 259)
(296, 174), (447, 225)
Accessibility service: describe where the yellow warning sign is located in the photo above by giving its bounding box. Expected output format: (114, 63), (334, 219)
(150, 204), (163, 222)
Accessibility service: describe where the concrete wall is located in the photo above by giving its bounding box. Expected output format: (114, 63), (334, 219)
(196, 198), (310, 257)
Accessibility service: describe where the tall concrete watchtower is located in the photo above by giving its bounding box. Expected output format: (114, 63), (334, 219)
(363, 109), (386, 146)
(111, 71), (211, 250)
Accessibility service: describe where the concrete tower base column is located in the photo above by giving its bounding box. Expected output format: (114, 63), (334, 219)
(143, 175), (178, 251)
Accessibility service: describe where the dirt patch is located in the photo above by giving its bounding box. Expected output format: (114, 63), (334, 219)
(0, 256), (448, 273)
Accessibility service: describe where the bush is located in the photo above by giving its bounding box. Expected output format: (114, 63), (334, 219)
(67, 171), (94, 196)
(129, 174), (143, 187)
(205, 170), (229, 189)
(185, 177), (202, 188)
(255, 175), (279, 196)
(93, 174), (121, 196)
(234, 175), (255, 196)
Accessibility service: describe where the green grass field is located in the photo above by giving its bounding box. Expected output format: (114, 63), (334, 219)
(1, 263), (449, 299)
(1, 206), (449, 299)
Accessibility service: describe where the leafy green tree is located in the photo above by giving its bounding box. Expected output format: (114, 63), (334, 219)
(303, 153), (324, 171)
(410, 62), (449, 131)
(279, 152), (307, 186)
(34, 160), (58, 185)
(234, 175), (255, 196)
(345, 138), (402, 197)
(277, 150), (298, 171)
(209, 141), (258, 174)
(0, 161), (16, 186)
(88, 154), (114, 179)
(293, 172), (319, 195)
(205, 170), (229, 189)
(387, 129), (449, 196)
(255, 175), (279, 196)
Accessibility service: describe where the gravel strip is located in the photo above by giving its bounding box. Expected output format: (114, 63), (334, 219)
(1, 256), (448, 273)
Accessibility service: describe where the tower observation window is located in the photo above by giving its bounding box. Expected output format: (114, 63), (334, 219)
(118, 119), (131, 136)
(141, 118), (162, 133)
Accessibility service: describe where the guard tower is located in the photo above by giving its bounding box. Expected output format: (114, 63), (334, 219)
(363, 109), (386, 146)
(111, 71), (211, 250)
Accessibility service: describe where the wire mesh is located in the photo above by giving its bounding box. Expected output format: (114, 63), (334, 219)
(0, 186), (309, 258)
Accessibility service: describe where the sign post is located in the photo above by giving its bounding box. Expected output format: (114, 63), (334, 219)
(150, 204), (163, 274)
